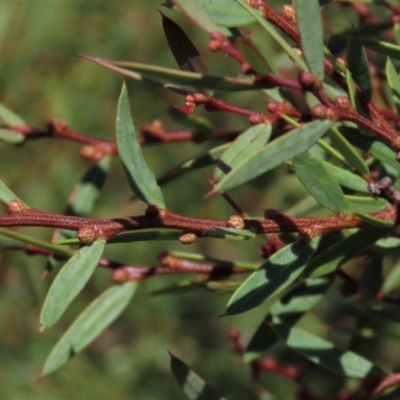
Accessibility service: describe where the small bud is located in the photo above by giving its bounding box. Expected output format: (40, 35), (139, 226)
(336, 57), (347, 69)
(228, 327), (240, 341)
(312, 105), (328, 119)
(281, 5), (296, 23)
(334, 96), (351, 109)
(77, 226), (96, 244)
(327, 107), (340, 122)
(266, 102), (278, 113)
(293, 48), (303, 58)
(179, 232), (197, 245)
(299, 72), (321, 90)
(227, 215), (245, 230)
(80, 145), (96, 160)
(7, 200), (26, 214)
(249, 0), (268, 17)
(112, 268), (129, 284)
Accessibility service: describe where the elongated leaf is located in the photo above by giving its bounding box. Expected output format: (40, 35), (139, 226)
(304, 227), (391, 278)
(0, 128), (24, 144)
(350, 37), (400, 60)
(214, 124), (271, 181)
(347, 38), (372, 100)
(162, 13), (208, 74)
(272, 318), (385, 378)
(341, 127), (400, 173)
(171, 0), (222, 34)
(345, 195), (388, 213)
(322, 162), (369, 193)
(0, 178), (26, 205)
(386, 58), (400, 116)
(111, 60), (261, 91)
(327, 127), (369, 175)
(196, 0), (254, 27)
(225, 237), (320, 315)
(0, 102), (25, 126)
(292, 152), (349, 212)
(42, 282), (137, 376)
(356, 212), (394, 228)
(117, 83), (165, 207)
(293, 0), (324, 79)
(39, 240), (106, 332)
(169, 352), (226, 400)
(212, 120), (333, 193)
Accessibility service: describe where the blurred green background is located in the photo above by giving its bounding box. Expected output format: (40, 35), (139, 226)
(0, 1), (382, 399)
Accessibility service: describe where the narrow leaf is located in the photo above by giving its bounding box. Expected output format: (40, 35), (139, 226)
(0, 102), (25, 126)
(304, 227), (391, 278)
(42, 282), (137, 376)
(206, 227), (256, 240)
(214, 124), (271, 182)
(39, 240), (106, 332)
(293, 0), (324, 79)
(169, 351), (226, 400)
(225, 237), (320, 315)
(116, 83), (165, 207)
(347, 38), (372, 100)
(0, 128), (24, 144)
(0, 178), (26, 205)
(272, 318), (385, 378)
(161, 13), (208, 74)
(350, 37), (400, 60)
(356, 213), (394, 228)
(292, 152), (349, 213)
(386, 58), (400, 116)
(322, 162), (369, 193)
(345, 195), (388, 213)
(327, 127), (369, 175)
(213, 120), (333, 193)
(380, 258), (400, 296)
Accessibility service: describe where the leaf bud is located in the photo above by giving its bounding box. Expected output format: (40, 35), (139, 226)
(77, 226), (96, 244)
(281, 5), (296, 23)
(227, 215), (245, 230)
(299, 72), (321, 90)
(334, 96), (351, 109)
(7, 200), (26, 214)
(179, 232), (197, 245)
(312, 104), (328, 119)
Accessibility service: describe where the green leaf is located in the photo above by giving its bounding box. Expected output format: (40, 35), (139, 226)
(292, 152), (349, 213)
(347, 38), (372, 100)
(169, 351), (226, 400)
(161, 12), (208, 74)
(116, 83), (165, 207)
(214, 124), (271, 181)
(0, 178), (26, 205)
(322, 162), (369, 193)
(235, 0), (307, 72)
(272, 318), (385, 378)
(196, 0), (254, 27)
(0, 102), (25, 126)
(345, 195), (388, 213)
(0, 128), (24, 144)
(39, 240), (106, 332)
(213, 120), (333, 193)
(171, 0), (223, 34)
(304, 227), (391, 278)
(341, 127), (400, 173)
(386, 58), (400, 116)
(327, 127), (369, 175)
(350, 36), (400, 60)
(111, 60), (261, 91)
(356, 212), (394, 228)
(206, 227), (256, 240)
(293, 0), (324, 79)
(225, 237), (320, 315)
(42, 282), (137, 376)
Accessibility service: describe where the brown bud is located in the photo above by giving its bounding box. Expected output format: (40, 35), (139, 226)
(334, 96), (351, 109)
(7, 200), (26, 214)
(80, 145), (96, 160)
(281, 5), (296, 23)
(227, 215), (245, 230)
(312, 105), (328, 119)
(77, 226), (96, 244)
(179, 232), (197, 245)
(250, 0), (268, 17)
(327, 108), (340, 122)
(112, 268), (129, 284)
(145, 204), (160, 217)
(299, 72), (321, 90)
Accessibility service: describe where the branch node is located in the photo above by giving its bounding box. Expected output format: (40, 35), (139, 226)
(7, 200), (27, 214)
(227, 215), (245, 230)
